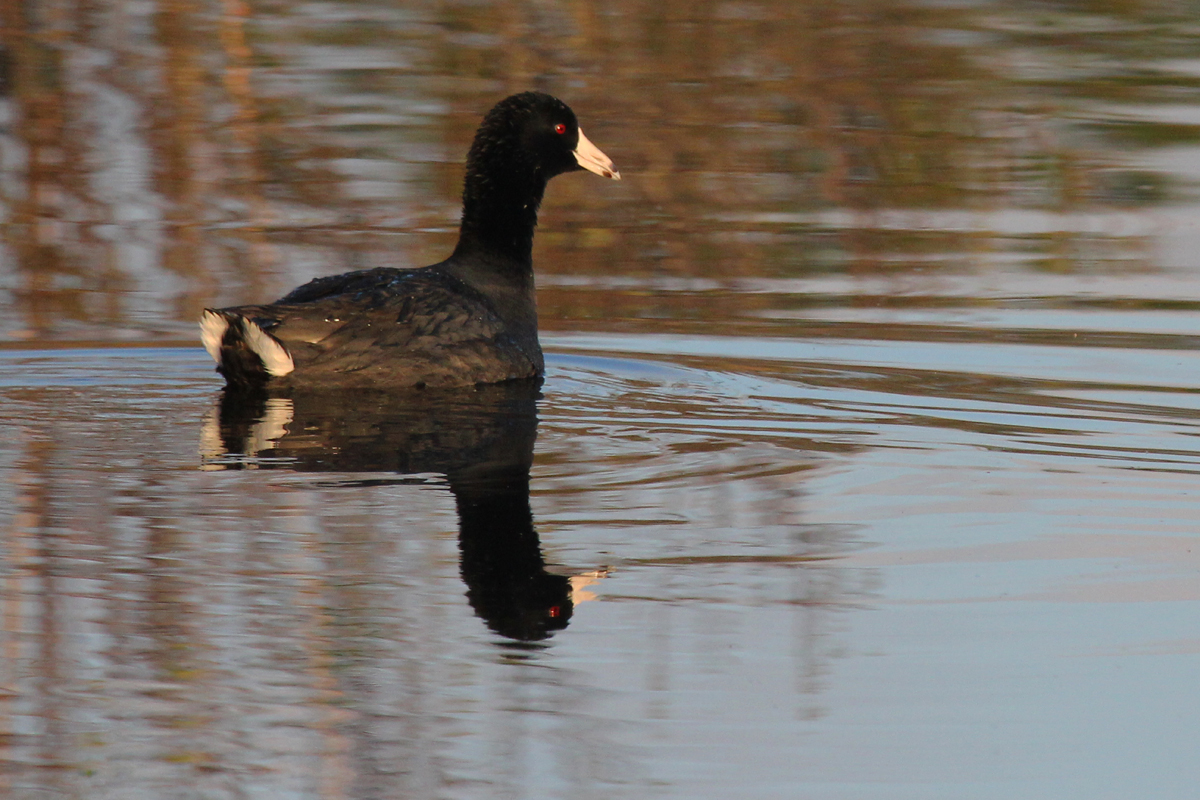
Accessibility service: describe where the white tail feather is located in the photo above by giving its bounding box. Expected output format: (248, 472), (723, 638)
(200, 310), (229, 364)
(199, 309), (295, 377)
(241, 318), (295, 376)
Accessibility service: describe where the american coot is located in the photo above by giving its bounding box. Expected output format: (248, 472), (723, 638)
(200, 92), (619, 389)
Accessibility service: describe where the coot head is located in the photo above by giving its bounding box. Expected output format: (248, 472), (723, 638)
(457, 92), (619, 262)
(465, 92), (619, 187)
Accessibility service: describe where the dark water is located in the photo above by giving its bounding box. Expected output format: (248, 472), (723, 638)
(5, 1), (1200, 798)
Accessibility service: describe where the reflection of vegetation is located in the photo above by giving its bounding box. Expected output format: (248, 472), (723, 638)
(0, 0), (1195, 339)
(1084, 119), (1200, 147)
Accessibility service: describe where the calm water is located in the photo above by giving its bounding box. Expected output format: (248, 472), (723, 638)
(4, 1), (1200, 798)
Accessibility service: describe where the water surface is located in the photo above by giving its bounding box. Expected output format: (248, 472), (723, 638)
(4, 1), (1200, 798)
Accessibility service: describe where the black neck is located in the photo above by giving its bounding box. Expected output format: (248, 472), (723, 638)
(452, 160), (548, 269)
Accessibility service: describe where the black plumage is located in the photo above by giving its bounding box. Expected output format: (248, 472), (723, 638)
(201, 92), (619, 389)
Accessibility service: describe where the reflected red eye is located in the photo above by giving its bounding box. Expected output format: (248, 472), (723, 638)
(554, 123), (567, 135)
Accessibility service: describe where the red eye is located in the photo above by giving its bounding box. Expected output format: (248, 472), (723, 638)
(554, 123), (567, 135)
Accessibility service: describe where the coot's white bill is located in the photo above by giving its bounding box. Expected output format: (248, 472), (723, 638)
(574, 128), (620, 180)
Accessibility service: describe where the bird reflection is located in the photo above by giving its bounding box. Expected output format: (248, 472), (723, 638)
(200, 381), (603, 642)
